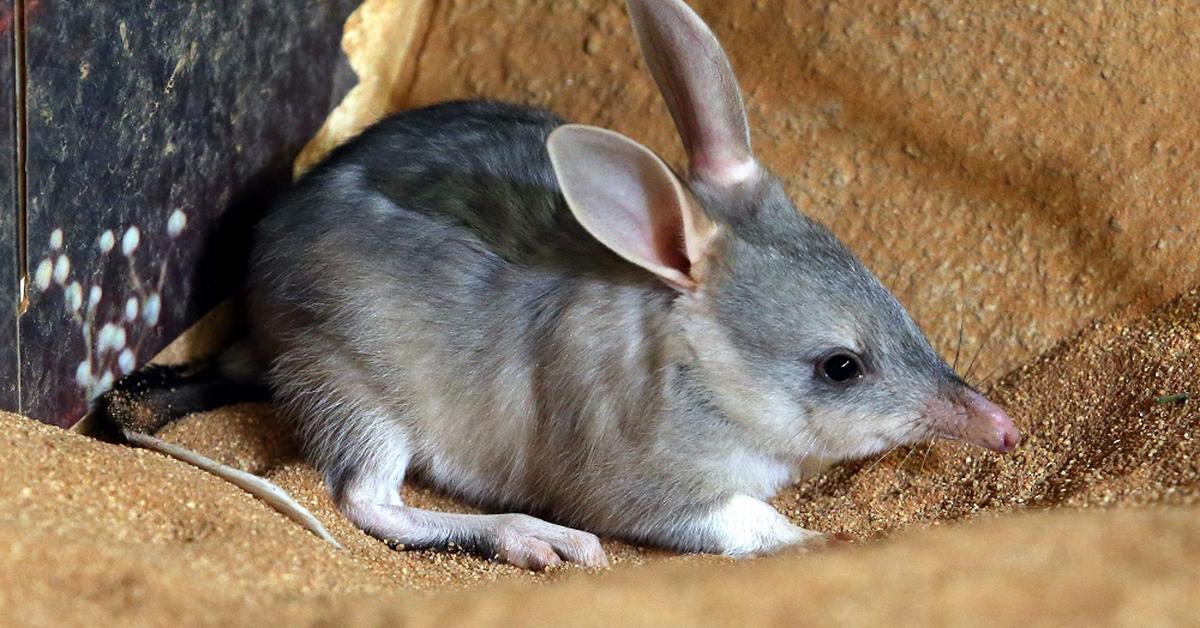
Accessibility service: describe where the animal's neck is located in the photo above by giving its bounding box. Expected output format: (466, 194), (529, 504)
(649, 303), (800, 501)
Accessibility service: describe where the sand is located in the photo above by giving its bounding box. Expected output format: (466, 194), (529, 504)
(6, 0), (1200, 624)
(2, 288), (1198, 626)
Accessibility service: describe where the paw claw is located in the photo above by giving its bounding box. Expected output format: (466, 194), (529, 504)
(491, 515), (609, 570)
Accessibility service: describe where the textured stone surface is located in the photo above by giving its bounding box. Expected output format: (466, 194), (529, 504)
(16, 1), (360, 425)
(303, 0), (1200, 385)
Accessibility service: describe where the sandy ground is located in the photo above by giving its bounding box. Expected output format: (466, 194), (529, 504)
(2, 288), (1197, 626)
(5, 0), (1200, 625)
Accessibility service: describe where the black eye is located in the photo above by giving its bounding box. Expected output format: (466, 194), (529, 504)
(819, 352), (863, 384)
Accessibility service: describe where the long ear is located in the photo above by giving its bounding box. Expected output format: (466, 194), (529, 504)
(547, 124), (716, 292)
(626, 0), (759, 187)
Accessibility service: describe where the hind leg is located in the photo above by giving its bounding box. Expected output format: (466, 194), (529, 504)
(336, 461), (608, 570)
(272, 353), (607, 570)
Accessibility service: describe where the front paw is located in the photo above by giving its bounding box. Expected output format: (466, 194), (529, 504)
(695, 494), (842, 557)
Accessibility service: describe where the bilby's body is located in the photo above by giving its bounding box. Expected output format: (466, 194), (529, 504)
(251, 103), (833, 562)
(102, 0), (1019, 569)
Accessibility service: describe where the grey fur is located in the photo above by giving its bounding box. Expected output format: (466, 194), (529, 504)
(242, 0), (1016, 566)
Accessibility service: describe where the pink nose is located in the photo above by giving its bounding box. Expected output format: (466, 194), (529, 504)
(926, 389), (1021, 453)
(958, 389), (1021, 453)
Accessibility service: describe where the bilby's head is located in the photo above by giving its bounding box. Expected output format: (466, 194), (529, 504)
(547, 0), (1019, 461)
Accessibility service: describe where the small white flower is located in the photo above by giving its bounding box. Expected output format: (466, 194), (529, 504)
(49, 228), (64, 250)
(88, 285), (103, 309)
(53, 255), (71, 285)
(121, 226), (140, 256)
(97, 323), (116, 354)
(34, 259), (53, 291)
(97, 323), (127, 353)
(167, 209), (187, 238)
(98, 230), (115, 253)
(118, 349), (136, 374)
(65, 282), (83, 312)
(125, 297), (139, 321)
(75, 361), (92, 388)
(143, 293), (161, 325)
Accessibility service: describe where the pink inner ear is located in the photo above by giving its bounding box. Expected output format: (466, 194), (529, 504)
(648, 193), (691, 275)
(546, 125), (699, 292)
(582, 138), (689, 274)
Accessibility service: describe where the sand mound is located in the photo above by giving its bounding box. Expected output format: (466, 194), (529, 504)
(2, 288), (1197, 626)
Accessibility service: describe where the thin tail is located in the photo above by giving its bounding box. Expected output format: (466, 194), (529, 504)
(122, 431), (342, 548)
(91, 355), (342, 549)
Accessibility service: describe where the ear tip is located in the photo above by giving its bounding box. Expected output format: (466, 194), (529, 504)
(626, 0), (706, 32)
(553, 127), (684, 196)
(547, 125), (656, 161)
(547, 124), (602, 149)
(546, 125), (594, 164)
(545, 124), (574, 148)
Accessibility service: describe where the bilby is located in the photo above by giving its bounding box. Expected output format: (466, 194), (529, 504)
(98, 0), (1019, 570)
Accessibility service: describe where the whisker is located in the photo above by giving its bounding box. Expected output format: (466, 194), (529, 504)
(918, 430), (937, 473)
(889, 420), (935, 492)
(952, 276), (965, 371)
(974, 365), (1006, 392)
(963, 312), (1003, 383)
(864, 415), (926, 478)
(896, 441), (919, 475)
(862, 442), (902, 475)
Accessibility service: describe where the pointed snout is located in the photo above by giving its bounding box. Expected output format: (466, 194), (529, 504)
(959, 390), (1021, 453)
(926, 389), (1021, 453)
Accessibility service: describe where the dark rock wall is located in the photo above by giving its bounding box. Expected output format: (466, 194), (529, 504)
(13, 1), (359, 425)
